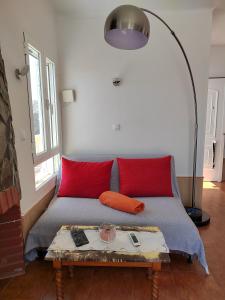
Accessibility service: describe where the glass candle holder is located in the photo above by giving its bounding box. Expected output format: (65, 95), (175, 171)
(99, 224), (116, 243)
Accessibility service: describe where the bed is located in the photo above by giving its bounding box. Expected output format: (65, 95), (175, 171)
(25, 153), (208, 273)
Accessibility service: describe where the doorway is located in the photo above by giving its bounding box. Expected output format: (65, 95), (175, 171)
(203, 78), (225, 182)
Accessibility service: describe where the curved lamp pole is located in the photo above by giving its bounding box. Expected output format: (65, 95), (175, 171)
(104, 5), (210, 225)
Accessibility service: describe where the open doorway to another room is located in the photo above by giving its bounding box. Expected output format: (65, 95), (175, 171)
(203, 78), (225, 183)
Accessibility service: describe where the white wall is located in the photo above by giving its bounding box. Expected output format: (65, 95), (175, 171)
(0, 0), (59, 214)
(209, 8), (225, 77)
(211, 9), (225, 45)
(209, 45), (225, 77)
(57, 9), (212, 177)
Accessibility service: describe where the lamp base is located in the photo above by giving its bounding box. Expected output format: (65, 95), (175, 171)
(185, 207), (210, 227)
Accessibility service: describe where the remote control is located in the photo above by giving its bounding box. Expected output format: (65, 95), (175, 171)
(70, 229), (89, 247)
(128, 232), (141, 247)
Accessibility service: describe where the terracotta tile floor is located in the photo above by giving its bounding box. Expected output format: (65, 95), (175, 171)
(1, 182), (225, 300)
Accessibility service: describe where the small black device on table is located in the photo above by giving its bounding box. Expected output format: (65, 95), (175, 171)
(70, 229), (89, 247)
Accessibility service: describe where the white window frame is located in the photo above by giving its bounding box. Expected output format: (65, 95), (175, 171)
(25, 42), (60, 168)
(34, 154), (60, 190)
(46, 57), (59, 150)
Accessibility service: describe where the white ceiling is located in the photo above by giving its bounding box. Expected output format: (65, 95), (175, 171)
(50, 0), (218, 17)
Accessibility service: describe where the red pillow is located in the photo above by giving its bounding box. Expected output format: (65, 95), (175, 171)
(58, 158), (113, 198)
(117, 156), (173, 197)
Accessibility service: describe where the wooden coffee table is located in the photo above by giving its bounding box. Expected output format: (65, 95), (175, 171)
(45, 225), (170, 300)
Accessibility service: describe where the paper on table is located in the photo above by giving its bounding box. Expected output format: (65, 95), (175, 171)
(48, 228), (169, 254)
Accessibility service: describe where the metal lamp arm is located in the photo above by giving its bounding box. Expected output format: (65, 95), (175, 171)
(141, 8), (198, 207)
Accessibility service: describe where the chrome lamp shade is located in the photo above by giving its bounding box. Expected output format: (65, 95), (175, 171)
(104, 5), (150, 50)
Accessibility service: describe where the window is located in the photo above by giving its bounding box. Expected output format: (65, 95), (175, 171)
(35, 154), (60, 188)
(26, 43), (60, 189)
(28, 46), (46, 155)
(46, 58), (59, 149)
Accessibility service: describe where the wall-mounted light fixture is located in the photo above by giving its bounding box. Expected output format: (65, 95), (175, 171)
(112, 78), (121, 86)
(15, 65), (29, 79)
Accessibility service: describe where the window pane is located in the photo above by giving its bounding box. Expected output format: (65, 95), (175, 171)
(28, 46), (46, 155)
(34, 154), (60, 189)
(34, 156), (54, 188)
(46, 59), (59, 149)
(53, 153), (60, 171)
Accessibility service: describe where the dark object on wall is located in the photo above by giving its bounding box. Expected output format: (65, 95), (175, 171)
(112, 78), (121, 86)
(104, 5), (210, 226)
(0, 49), (21, 199)
(0, 48), (24, 278)
(15, 65), (29, 80)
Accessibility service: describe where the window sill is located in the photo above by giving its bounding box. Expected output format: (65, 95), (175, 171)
(35, 174), (57, 192)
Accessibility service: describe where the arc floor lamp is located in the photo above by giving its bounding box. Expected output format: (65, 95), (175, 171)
(104, 5), (210, 226)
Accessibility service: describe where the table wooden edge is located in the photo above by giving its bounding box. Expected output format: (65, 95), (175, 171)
(53, 259), (162, 270)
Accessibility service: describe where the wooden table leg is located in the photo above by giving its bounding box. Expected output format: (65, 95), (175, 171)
(152, 270), (159, 300)
(147, 268), (152, 279)
(68, 266), (74, 278)
(53, 260), (64, 300)
(151, 263), (161, 300)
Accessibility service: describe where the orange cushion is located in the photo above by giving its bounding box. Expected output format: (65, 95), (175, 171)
(99, 191), (145, 214)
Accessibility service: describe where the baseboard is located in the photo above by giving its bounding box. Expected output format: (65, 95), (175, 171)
(22, 187), (55, 241)
(177, 177), (203, 208)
